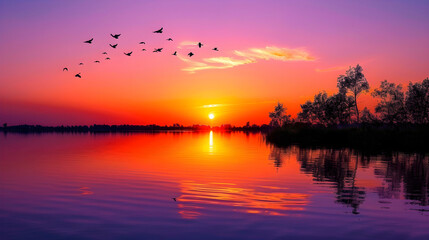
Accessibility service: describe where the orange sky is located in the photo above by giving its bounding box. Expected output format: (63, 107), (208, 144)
(0, 0), (428, 125)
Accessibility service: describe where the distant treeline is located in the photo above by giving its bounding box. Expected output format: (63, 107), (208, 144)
(266, 64), (429, 151)
(0, 123), (271, 133)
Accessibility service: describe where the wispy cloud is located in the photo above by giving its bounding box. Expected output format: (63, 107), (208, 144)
(180, 46), (315, 73)
(234, 47), (315, 61)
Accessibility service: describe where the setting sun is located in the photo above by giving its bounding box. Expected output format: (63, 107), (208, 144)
(209, 113), (215, 119)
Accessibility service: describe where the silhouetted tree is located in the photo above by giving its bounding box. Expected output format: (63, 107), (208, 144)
(297, 100), (313, 123)
(405, 78), (429, 124)
(297, 91), (354, 125)
(360, 107), (377, 124)
(269, 102), (291, 127)
(372, 80), (407, 123)
(325, 91), (355, 125)
(337, 64), (370, 122)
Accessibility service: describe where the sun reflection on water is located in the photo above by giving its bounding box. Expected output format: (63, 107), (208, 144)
(176, 181), (309, 219)
(209, 130), (214, 153)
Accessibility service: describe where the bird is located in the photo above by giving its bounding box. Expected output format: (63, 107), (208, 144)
(124, 51), (132, 56)
(153, 27), (163, 33)
(75, 73), (81, 78)
(63, 67), (68, 71)
(198, 42), (203, 48)
(109, 44), (118, 48)
(84, 38), (93, 44)
(166, 38), (173, 41)
(139, 42), (146, 44)
(142, 49), (146, 51)
(188, 52), (194, 57)
(110, 34), (121, 39)
(102, 52), (107, 54)
(172, 198), (177, 202)
(212, 47), (219, 51)
(105, 57), (110, 60)
(79, 63), (84, 65)
(172, 51), (177, 56)
(153, 48), (163, 52)
(94, 60), (100, 63)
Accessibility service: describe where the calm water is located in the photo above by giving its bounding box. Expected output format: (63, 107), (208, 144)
(0, 132), (428, 240)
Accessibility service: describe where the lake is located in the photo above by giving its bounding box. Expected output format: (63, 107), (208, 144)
(0, 132), (428, 240)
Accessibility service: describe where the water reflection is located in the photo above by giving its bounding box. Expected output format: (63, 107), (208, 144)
(177, 181), (308, 218)
(209, 130), (213, 153)
(1, 132), (428, 239)
(269, 146), (429, 213)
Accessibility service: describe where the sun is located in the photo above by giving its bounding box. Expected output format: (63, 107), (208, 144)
(208, 113), (215, 119)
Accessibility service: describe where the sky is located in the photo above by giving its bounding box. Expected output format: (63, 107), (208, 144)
(0, 0), (428, 126)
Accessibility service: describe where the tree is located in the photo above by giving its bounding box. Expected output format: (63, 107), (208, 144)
(269, 102), (291, 127)
(405, 78), (429, 124)
(337, 64), (370, 122)
(298, 100), (314, 123)
(372, 80), (407, 123)
(360, 107), (377, 124)
(325, 92), (355, 125)
(297, 91), (354, 125)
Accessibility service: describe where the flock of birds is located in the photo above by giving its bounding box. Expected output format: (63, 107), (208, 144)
(63, 27), (220, 78)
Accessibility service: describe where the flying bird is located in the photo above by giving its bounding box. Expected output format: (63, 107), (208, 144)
(153, 27), (163, 33)
(124, 51), (132, 56)
(102, 52), (107, 54)
(94, 60), (100, 63)
(84, 38), (93, 44)
(110, 34), (121, 39)
(172, 51), (177, 56)
(63, 67), (68, 71)
(109, 44), (118, 48)
(105, 57), (110, 60)
(198, 42), (203, 48)
(153, 48), (163, 52)
(212, 47), (219, 51)
(142, 49), (146, 51)
(172, 198), (177, 202)
(166, 38), (173, 41)
(139, 42), (146, 44)
(188, 52), (194, 57)
(75, 73), (81, 78)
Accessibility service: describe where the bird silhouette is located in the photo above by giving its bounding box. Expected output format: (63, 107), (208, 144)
(153, 27), (163, 33)
(94, 60), (100, 63)
(63, 67), (68, 71)
(124, 51), (133, 56)
(166, 38), (173, 41)
(153, 48), (163, 52)
(172, 198), (177, 202)
(110, 34), (121, 39)
(139, 42), (146, 44)
(212, 47), (219, 51)
(109, 44), (118, 48)
(105, 57), (110, 60)
(79, 63), (84, 65)
(84, 38), (93, 44)
(198, 42), (203, 48)
(188, 52), (194, 57)
(75, 73), (81, 78)
(172, 51), (177, 56)
(142, 49), (147, 51)
(102, 52), (107, 54)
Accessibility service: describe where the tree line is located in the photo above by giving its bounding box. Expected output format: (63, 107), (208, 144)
(269, 64), (429, 126)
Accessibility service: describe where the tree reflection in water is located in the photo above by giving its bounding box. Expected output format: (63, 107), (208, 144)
(269, 146), (429, 213)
